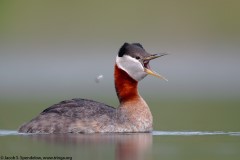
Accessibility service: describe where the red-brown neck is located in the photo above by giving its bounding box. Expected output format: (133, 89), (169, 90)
(114, 64), (140, 103)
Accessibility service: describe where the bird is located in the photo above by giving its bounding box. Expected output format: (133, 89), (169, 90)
(18, 43), (167, 134)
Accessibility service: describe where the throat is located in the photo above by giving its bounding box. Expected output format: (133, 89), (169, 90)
(114, 64), (140, 103)
(114, 64), (153, 131)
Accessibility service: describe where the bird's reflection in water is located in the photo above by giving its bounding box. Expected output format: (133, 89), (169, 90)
(29, 133), (152, 160)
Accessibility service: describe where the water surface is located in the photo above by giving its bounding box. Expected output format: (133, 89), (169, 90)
(1, 130), (240, 160)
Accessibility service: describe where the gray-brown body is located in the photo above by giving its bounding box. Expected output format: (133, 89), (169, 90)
(18, 98), (152, 133)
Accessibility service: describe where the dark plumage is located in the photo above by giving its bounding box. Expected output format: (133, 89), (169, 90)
(19, 99), (120, 133)
(118, 43), (150, 59)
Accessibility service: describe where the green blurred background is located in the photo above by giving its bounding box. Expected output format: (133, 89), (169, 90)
(0, 0), (240, 132)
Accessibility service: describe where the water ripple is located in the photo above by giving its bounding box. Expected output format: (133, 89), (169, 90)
(0, 130), (23, 136)
(0, 130), (240, 136)
(152, 131), (240, 136)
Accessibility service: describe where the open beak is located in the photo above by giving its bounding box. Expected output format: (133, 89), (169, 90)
(143, 53), (168, 81)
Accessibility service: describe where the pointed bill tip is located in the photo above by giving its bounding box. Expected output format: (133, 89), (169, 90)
(144, 68), (168, 81)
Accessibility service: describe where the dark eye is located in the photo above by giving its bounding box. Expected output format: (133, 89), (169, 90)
(135, 56), (140, 60)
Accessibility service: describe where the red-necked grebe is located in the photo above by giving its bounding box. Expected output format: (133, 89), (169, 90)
(18, 43), (167, 133)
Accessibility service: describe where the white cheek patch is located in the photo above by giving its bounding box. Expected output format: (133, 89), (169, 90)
(116, 55), (147, 81)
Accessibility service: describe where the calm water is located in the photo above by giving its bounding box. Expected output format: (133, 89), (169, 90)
(1, 99), (240, 160)
(1, 130), (240, 160)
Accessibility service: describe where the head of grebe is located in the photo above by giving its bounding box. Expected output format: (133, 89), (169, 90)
(115, 42), (167, 103)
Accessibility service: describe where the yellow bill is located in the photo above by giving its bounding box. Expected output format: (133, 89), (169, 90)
(144, 68), (168, 81)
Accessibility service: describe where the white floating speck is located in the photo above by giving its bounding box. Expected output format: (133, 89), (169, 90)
(95, 74), (103, 83)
